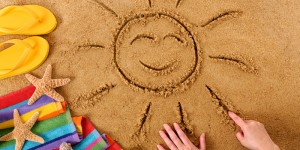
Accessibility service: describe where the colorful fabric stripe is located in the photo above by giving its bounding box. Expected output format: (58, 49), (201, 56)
(0, 100), (28, 113)
(73, 130), (108, 150)
(29, 132), (79, 150)
(72, 116), (83, 136)
(72, 117), (109, 150)
(0, 85), (35, 109)
(103, 134), (122, 150)
(0, 109), (80, 150)
(0, 101), (66, 129)
(86, 136), (107, 149)
(0, 95), (56, 122)
(39, 101), (67, 120)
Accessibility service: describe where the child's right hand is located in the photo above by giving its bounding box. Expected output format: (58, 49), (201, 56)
(228, 112), (280, 150)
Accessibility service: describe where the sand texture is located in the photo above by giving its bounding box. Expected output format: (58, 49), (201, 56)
(1, 0), (300, 149)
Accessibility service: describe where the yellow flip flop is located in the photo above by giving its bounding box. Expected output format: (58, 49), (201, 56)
(0, 36), (49, 80)
(0, 5), (57, 35)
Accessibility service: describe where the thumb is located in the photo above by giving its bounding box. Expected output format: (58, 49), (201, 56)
(236, 131), (245, 144)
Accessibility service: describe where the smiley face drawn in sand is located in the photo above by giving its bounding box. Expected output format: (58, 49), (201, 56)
(113, 11), (201, 96)
(80, 0), (258, 97)
(74, 0), (260, 145)
(76, 0), (259, 103)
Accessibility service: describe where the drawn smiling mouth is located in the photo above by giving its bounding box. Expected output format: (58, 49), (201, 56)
(139, 60), (178, 75)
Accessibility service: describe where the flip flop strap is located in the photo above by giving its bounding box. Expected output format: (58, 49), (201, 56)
(0, 6), (41, 34)
(0, 39), (32, 75)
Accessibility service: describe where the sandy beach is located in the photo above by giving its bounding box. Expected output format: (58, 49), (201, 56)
(1, 0), (300, 149)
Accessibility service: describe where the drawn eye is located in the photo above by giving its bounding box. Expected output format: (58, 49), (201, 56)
(163, 33), (186, 45)
(130, 33), (156, 45)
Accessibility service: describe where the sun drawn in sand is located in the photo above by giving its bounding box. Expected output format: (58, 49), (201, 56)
(74, 0), (258, 142)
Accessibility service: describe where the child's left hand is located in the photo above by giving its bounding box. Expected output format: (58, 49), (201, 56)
(157, 123), (206, 150)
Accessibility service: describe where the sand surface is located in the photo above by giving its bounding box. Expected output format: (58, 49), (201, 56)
(1, 0), (300, 149)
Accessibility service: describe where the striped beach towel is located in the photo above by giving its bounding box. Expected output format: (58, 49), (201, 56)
(0, 108), (80, 150)
(0, 85), (67, 128)
(0, 85), (67, 129)
(0, 86), (79, 149)
(0, 85), (122, 150)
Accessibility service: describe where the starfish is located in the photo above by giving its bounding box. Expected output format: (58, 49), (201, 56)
(25, 64), (71, 105)
(0, 109), (44, 150)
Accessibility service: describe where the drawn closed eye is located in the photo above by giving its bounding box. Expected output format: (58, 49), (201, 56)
(163, 33), (186, 45)
(130, 33), (156, 45)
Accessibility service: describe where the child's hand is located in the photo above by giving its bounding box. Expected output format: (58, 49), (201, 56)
(157, 123), (206, 150)
(228, 112), (280, 150)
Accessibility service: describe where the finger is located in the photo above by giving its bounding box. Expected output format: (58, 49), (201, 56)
(245, 120), (256, 124)
(236, 131), (245, 144)
(159, 130), (177, 150)
(173, 123), (193, 146)
(157, 144), (166, 150)
(228, 111), (246, 128)
(199, 133), (206, 150)
(163, 124), (184, 148)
